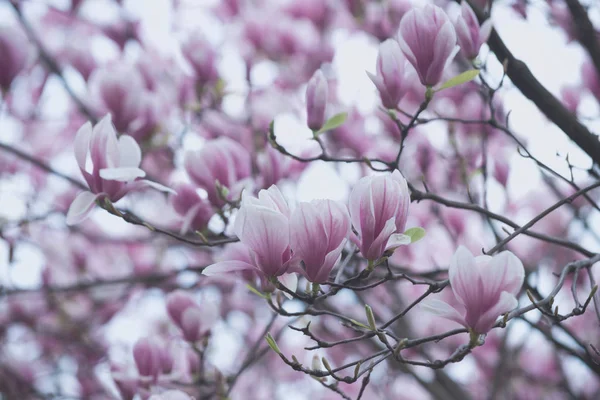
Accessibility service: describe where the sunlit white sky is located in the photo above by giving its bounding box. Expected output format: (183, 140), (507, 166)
(0, 0), (599, 397)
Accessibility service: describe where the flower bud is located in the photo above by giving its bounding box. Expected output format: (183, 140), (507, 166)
(454, 2), (493, 60)
(397, 5), (457, 86)
(349, 171), (410, 261)
(367, 39), (407, 109)
(132, 337), (162, 378)
(180, 307), (206, 343)
(166, 290), (196, 327)
(306, 69), (328, 131)
(0, 26), (28, 92)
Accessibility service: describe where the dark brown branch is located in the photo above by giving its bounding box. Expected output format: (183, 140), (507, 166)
(465, 0), (600, 166)
(565, 0), (600, 78)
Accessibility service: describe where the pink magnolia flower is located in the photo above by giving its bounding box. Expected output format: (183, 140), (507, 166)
(184, 137), (252, 208)
(181, 34), (219, 86)
(66, 115), (172, 225)
(397, 5), (458, 87)
(89, 63), (147, 133)
(0, 26), (29, 92)
(349, 171), (411, 261)
(306, 69), (328, 131)
(202, 185), (296, 278)
(133, 337), (163, 379)
(367, 39), (408, 109)
(453, 1), (493, 60)
(290, 199), (351, 283)
(423, 246), (525, 334)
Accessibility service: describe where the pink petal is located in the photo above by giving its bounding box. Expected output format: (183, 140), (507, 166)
(473, 291), (518, 334)
(449, 246), (478, 307)
(137, 179), (177, 194)
(74, 121), (92, 171)
(66, 191), (102, 225)
(118, 135), (142, 168)
(201, 260), (256, 276)
(420, 297), (467, 327)
(99, 167), (146, 182)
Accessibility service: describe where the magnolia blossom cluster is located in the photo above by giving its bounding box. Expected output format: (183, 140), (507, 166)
(204, 170), (411, 283)
(1, 0), (600, 399)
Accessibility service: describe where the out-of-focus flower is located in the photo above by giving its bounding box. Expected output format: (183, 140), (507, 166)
(349, 171), (411, 261)
(582, 59), (600, 102)
(290, 199), (350, 283)
(306, 69), (328, 131)
(166, 290), (217, 342)
(133, 337), (163, 379)
(0, 26), (29, 92)
(397, 5), (457, 86)
(367, 39), (408, 109)
(89, 63), (147, 133)
(423, 246), (525, 334)
(454, 1), (493, 60)
(170, 183), (214, 234)
(66, 115), (173, 225)
(184, 137), (252, 208)
(181, 34), (219, 86)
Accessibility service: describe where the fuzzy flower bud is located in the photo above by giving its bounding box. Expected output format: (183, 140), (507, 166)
(306, 69), (328, 131)
(397, 5), (458, 86)
(367, 39), (408, 109)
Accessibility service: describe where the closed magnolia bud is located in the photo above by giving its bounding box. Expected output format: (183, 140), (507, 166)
(166, 290), (196, 327)
(454, 1), (493, 60)
(133, 337), (162, 378)
(180, 307), (205, 343)
(349, 171), (410, 261)
(306, 69), (328, 131)
(398, 5), (457, 86)
(367, 39), (407, 109)
(0, 26), (29, 92)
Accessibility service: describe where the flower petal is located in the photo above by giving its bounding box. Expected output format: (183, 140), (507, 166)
(473, 291), (518, 334)
(420, 297), (467, 327)
(137, 179), (178, 194)
(385, 233), (412, 251)
(74, 121), (92, 171)
(449, 246), (478, 307)
(201, 260), (256, 276)
(279, 273), (298, 299)
(118, 135), (142, 168)
(100, 167), (146, 182)
(66, 191), (102, 225)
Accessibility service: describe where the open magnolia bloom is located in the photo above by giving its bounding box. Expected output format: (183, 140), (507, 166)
(202, 185), (297, 278)
(66, 114), (173, 225)
(422, 246), (525, 334)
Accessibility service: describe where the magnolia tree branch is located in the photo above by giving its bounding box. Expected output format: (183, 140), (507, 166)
(465, 0), (600, 166)
(565, 0), (600, 78)
(9, 1), (98, 122)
